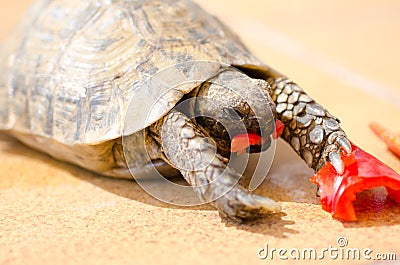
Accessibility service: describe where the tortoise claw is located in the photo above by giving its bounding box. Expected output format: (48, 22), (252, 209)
(328, 151), (344, 175)
(215, 187), (281, 221)
(326, 134), (351, 174)
(252, 194), (281, 213)
(337, 135), (352, 154)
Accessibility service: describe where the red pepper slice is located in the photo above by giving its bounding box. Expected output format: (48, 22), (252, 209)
(370, 122), (400, 159)
(231, 119), (285, 154)
(273, 119), (285, 139)
(231, 133), (262, 154)
(310, 142), (400, 221)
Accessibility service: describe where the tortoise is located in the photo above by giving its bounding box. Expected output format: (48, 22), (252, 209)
(0, 0), (351, 220)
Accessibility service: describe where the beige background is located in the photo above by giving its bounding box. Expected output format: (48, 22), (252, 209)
(1, 1), (400, 264)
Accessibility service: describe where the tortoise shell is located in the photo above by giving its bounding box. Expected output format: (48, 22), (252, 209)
(0, 0), (271, 177)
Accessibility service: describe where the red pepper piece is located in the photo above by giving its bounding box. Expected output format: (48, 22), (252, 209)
(273, 119), (285, 139)
(310, 142), (400, 221)
(231, 119), (285, 154)
(231, 133), (262, 154)
(370, 122), (400, 159)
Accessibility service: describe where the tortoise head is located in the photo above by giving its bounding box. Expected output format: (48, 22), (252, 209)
(193, 70), (276, 156)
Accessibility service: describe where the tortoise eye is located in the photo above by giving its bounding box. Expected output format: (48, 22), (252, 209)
(223, 108), (242, 119)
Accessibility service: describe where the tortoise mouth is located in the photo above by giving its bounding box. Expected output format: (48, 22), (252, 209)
(230, 119), (283, 155)
(230, 130), (272, 155)
(194, 116), (275, 156)
(248, 134), (272, 153)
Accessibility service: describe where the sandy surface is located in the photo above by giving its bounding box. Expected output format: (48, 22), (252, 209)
(1, 1), (400, 265)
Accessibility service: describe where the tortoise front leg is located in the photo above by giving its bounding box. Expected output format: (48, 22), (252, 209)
(150, 110), (280, 221)
(266, 76), (351, 173)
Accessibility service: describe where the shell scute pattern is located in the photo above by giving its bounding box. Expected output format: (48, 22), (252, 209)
(0, 0), (262, 146)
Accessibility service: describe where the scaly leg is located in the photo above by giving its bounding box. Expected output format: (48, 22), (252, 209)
(150, 110), (280, 220)
(266, 76), (351, 173)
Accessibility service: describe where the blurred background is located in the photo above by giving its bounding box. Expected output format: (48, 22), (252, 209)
(1, 1), (400, 265)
